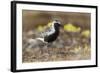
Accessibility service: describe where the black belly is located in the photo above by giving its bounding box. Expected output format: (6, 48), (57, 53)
(44, 31), (59, 43)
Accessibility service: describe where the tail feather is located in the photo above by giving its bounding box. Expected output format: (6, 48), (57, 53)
(23, 38), (47, 49)
(36, 38), (45, 43)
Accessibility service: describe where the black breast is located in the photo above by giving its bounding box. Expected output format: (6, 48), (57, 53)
(44, 23), (60, 43)
(44, 30), (59, 43)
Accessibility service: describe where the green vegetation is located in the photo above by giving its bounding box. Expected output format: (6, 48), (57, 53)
(64, 23), (81, 32)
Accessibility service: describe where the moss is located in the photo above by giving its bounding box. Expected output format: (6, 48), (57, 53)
(64, 23), (81, 32)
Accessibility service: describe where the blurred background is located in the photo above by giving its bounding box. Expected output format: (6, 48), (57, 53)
(22, 10), (90, 31)
(22, 10), (91, 63)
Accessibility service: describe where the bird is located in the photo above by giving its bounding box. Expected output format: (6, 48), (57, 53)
(23, 20), (62, 49)
(36, 20), (62, 43)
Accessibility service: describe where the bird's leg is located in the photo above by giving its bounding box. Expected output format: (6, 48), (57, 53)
(41, 43), (51, 54)
(39, 42), (47, 54)
(46, 43), (53, 54)
(47, 43), (52, 47)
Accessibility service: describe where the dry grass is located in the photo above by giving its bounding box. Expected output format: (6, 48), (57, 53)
(22, 32), (91, 63)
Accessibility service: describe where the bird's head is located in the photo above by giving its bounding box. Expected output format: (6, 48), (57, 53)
(52, 20), (62, 28)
